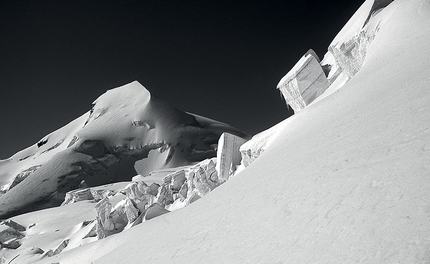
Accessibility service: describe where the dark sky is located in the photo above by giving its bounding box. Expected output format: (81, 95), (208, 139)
(0, 0), (363, 159)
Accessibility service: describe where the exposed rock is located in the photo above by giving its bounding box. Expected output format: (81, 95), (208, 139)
(277, 49), (330, 112)
(37, 139), (48, 148)
(216, 133), (248, 181)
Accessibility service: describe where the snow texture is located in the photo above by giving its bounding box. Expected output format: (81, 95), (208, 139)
(2, 0), (430, 263)
(0, 82), (248, 219)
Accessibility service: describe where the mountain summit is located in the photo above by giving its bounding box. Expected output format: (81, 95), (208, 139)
(0, 81), (248, 218)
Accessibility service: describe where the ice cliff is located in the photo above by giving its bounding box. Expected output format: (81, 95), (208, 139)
(277, 0), (397, 111)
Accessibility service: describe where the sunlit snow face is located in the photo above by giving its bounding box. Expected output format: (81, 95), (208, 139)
(0, 81), (248, 219)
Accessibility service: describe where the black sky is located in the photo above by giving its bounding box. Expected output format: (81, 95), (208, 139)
(0, 0), (363, 159)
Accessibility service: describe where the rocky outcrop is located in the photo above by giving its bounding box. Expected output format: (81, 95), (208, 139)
(277, 49), (330, 112)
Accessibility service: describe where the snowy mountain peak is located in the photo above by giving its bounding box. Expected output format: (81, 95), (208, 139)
(0, 81), (248, 219)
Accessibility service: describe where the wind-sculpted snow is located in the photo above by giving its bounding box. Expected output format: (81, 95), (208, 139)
(0, 81), (248, 219)
(363, 0), (395, 26)
(323, 0), (397, 82)
(2, 0), (430, 263)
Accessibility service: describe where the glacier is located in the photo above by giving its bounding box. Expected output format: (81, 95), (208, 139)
(0, 81), (248, 219)
(2, 0), (430, 263)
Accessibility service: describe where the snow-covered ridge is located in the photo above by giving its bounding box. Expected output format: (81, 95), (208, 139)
(0, 81), (248, 219)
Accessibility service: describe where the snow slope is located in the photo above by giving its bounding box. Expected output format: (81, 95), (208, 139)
(2, 0), (430, 263)
(37, 0), (429, 263)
